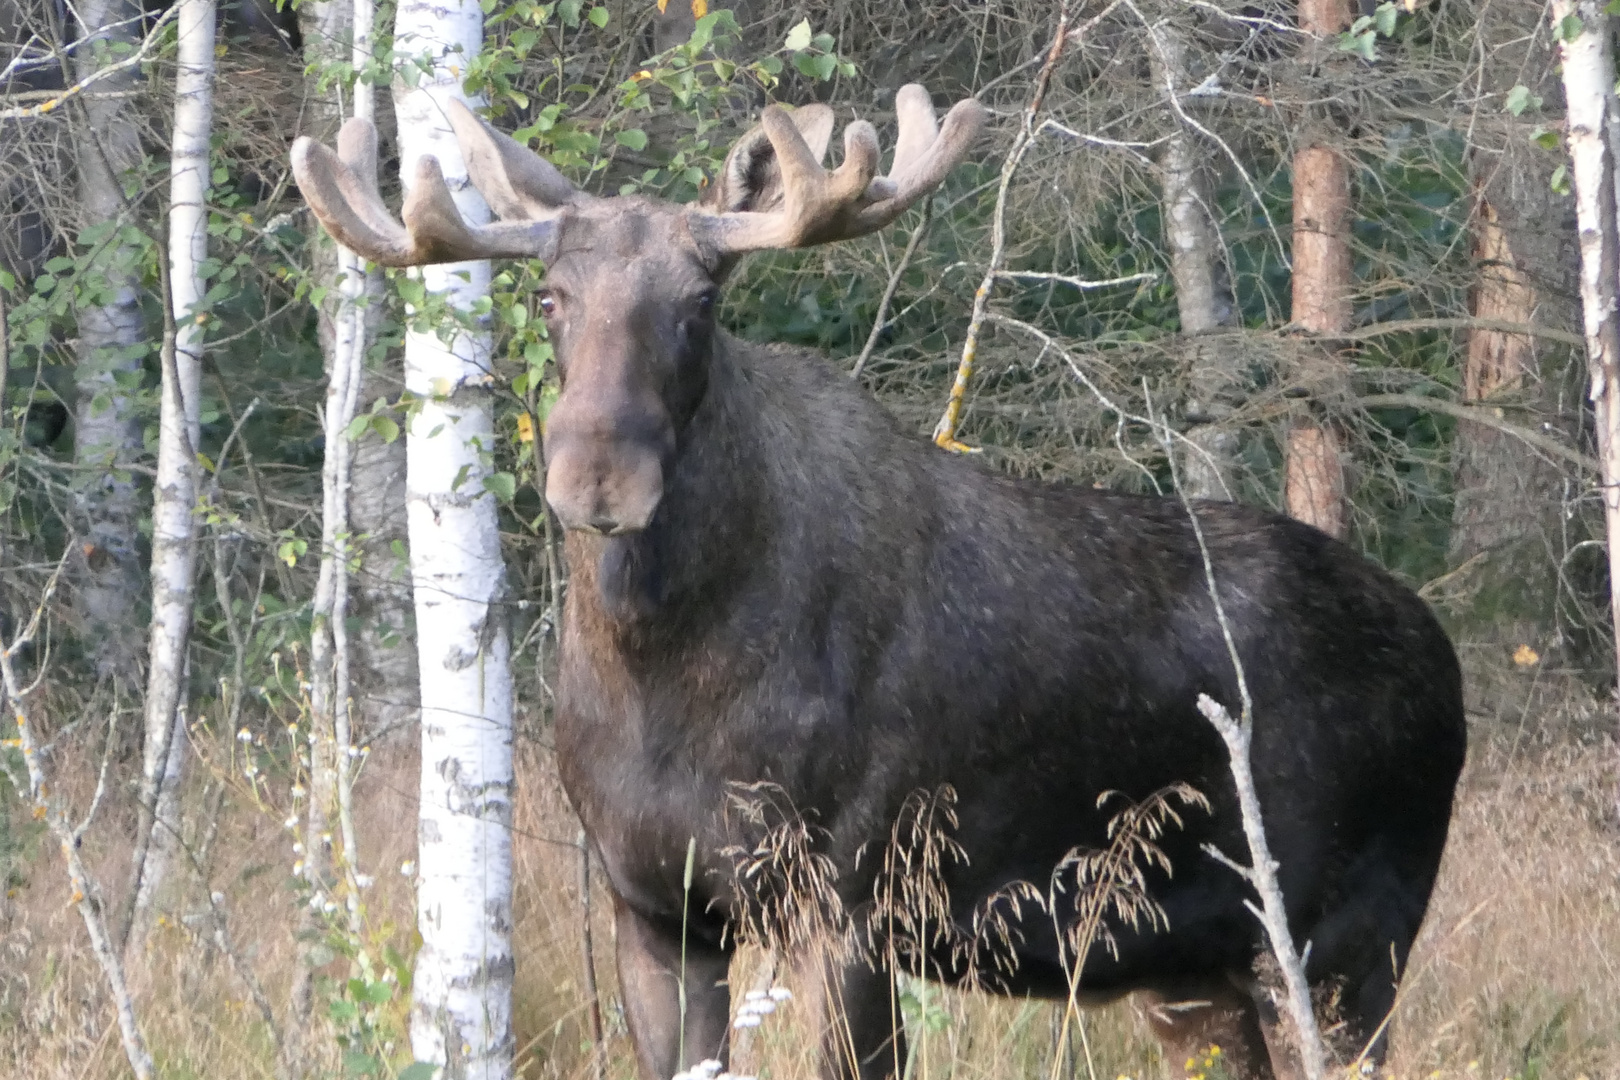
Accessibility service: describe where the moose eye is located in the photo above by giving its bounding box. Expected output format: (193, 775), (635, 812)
(537, 291), (557, 319)
(694, 290), (717, 316)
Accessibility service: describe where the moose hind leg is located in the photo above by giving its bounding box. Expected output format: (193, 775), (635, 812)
(1137, 977), (1274, 1080)
(805, 957), (907, 1080)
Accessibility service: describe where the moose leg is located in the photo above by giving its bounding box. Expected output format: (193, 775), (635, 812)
(807, 958), (906, 1080)
(1137, 977), (1273, 1080)
(613, 895), (733, 1080)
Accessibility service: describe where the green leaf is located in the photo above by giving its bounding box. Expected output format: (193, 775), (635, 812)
(1557, 13), (1584, 42)
(587, 5), (608, 27)
(483, 471), (516, 502)
(1550, 163), (1571, 195)
(783, 18), (812, 51)
(615, 128), (648, 151)
(345, 414), (371, 441)
(1530, 126), (1561, 151)
(1373, 1), (1398, 36)
(812, 53), (837, 81)
(397, 1064), (437, 1080)
(1504, 84), (1540, 117)
(373, 415), (400, 444)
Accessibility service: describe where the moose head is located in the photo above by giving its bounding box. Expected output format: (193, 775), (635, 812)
(290, 86), (984, 537)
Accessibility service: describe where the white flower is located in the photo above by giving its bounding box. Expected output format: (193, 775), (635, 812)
(732, 1014), (762, 1029)
(355, 874), (374, 889)
(292, 843), (305, 856)
(347, 745), (362, 759)
(695, 1061), (723, 1077)
(290, 784), (306, 799)
(284, 816), (298, 830)
(293, 860), (304, 876)
(210, 891), (225, 905)
(237, 728), (253, 743)
(768, 987), (792, 1002)
(400, 860), (416, 877)
(744, 990), (767, 1002)
(322, 899), (337, 914)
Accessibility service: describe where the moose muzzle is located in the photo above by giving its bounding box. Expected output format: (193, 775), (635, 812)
(543, 391), (673, 536)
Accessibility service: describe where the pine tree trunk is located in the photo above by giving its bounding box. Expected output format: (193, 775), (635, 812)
(69, 0), (146, 682)
(128, 0), (214, 948)
(1149, 19), (1238, 501)
(1448, 1), (1580, 676)
(1284, 0), (1351, 538)
(1553, 0), (1620, 703)
(393, 0), (516, 1074)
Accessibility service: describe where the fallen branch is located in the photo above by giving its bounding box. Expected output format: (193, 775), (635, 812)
(1358, 393), (1595, 473)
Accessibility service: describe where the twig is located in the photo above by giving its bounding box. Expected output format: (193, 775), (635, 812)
(1358, 393), (1596, 473)
(1145, 393), (1325, 1080)
(0, 556), (154, 1080)
(932, 0), (1117, 452)
(851, 197), (934, 381)
(577, 829), (605, 1080)
(0, 7), (175, 121)
(993, 270), (1158, 291)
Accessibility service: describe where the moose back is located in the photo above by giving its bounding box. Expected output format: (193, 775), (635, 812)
(292, 86), (1466, 1080)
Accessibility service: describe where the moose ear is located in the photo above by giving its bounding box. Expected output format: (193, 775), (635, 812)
(702, 103), (835, 214)
(446, 99), (583, 221)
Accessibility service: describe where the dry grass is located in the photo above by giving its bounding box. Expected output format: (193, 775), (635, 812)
(0, 704), (1615, 1080)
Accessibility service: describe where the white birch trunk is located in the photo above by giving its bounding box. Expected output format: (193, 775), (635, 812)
(70, 0), (146, 679)
(131, 0), (213, 943)
(393, 0), (515, 1075)
(1553, 0), (1620, 725)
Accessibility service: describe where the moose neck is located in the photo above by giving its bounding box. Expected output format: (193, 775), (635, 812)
(560, 330), (775, 643)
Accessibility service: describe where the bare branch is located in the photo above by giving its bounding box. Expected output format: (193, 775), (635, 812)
(0, 7), (176, 122)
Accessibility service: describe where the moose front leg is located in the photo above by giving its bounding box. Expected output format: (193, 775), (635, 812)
(614, 894), (733, 1080)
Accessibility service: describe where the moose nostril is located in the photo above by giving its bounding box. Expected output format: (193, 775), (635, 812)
(588, 516), (619, 535)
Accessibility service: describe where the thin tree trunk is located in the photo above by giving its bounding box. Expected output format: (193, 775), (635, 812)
(1553, 0), (1620, 719)
(1284, 0), (1351, 538)
(128, 0), (213, 949)
(393, 0), (516, 1074)
(69, 0), (146, 681)
(1148, 19), (1238, 501)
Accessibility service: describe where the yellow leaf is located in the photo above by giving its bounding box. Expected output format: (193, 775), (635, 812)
(633, 70), (652, 81)
(1512, 644), (1539, 667)
(690, 0), (707, 16)
(516, 413), (535, 443)
(657, 0), (668, 11)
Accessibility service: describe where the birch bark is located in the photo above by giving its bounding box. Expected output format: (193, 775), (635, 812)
(392, 0), (515, 1074)
(69, 0), (146, 680)
(1552, 0), (1620, 706)
(129, 0), (213, 944)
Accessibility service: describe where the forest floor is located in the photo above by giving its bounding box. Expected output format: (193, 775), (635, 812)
(0, 688), (1614, 1080)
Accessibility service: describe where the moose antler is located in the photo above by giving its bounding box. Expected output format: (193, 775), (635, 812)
(691, 84), (986, 254)
(290, 106), (564, 267)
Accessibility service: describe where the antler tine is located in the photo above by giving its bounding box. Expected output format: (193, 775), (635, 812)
(694, 84), (985, 256)
(292, 114), (562, 267)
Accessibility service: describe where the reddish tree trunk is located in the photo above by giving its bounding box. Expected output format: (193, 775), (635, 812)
(1284, 0), (1352, 538)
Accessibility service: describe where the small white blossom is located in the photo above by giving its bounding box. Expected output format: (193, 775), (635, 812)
(355, 874), (374, 889)
(732, 1014), (762, 1029)
(400, 860), (416, 877)
(694, 1061), (722, 1078)
(768, 987), (792, 1002)
(237, 728), (253, 743)
(210, 891), (225, 905)
(292, 842), (304, 856)
(322, 898), (338, 914)
(293, 860), (304, 876)
(290, 784), (307, 799)
(284, 816), (298, 830)
(744, 990), (767, 1002)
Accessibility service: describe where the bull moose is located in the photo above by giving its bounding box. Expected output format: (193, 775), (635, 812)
(292, 85), (1466, 1080)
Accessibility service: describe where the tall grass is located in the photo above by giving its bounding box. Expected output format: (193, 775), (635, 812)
(0, 706), (1615, 1080)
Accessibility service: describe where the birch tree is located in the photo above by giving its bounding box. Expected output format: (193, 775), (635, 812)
(1552, 0), (1620, 698)
(69, 0), (146, 680)
(128, 0), (214, 945)
(392, 0), (516, 1073)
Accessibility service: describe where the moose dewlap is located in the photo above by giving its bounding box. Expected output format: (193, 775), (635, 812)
(292, 84), (1466, 1080)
